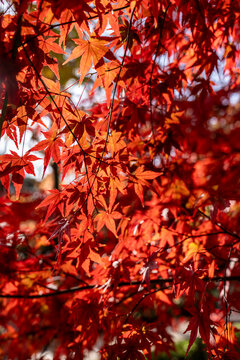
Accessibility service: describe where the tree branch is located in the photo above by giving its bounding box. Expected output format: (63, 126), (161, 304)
(1, 276), (240, 299)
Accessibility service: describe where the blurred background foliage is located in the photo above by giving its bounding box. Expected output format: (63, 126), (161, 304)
(155, 338), (208, 360)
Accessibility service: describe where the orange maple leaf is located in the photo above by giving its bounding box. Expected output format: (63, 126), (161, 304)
(63, 35), (109, 83)
(30, 127), (65, 176)
(36, 189), (66, 221)
(95, 210), (122, 238)
(94, 195), (122, 237)
(0, 151), (39, 199)
(131, 166), (162, 205)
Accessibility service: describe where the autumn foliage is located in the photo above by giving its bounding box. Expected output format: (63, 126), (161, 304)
(1, 0), (240, 359)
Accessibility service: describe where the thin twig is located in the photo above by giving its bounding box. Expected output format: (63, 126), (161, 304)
(124, 284), (172, 324)
(86, 5), (136, 206)
(149, 1), (171, 143)
(21, 41), (98, 212)
(197, 209), (240, 242)
(17, 4), (131, 50)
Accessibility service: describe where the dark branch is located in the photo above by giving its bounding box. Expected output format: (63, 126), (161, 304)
(1, 276), (240, 299)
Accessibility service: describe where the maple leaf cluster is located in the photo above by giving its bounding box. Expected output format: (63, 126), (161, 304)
(1, 0), (240, 359)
